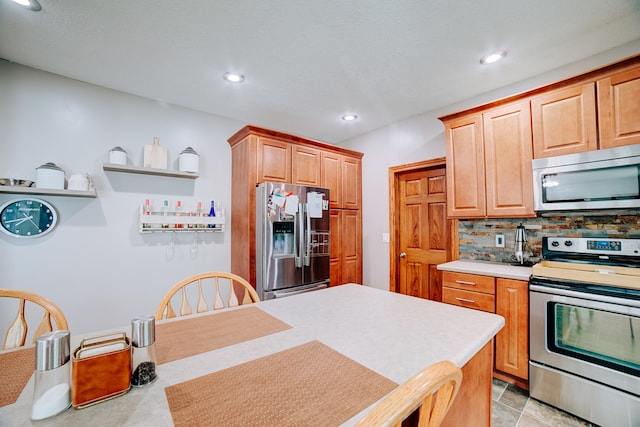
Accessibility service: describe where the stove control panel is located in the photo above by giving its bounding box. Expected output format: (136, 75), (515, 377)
(544, 237), (639, 257)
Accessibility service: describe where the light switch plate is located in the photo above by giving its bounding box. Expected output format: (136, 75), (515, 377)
(496, 234), (505, 248)
(382, 233), (390, 243)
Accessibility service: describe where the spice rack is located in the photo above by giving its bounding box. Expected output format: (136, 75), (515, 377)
(138, 207), (224, 233)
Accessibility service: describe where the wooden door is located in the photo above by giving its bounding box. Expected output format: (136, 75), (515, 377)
(321, 152), (342, 208)
(598, 66), (640, 148)
(495, 278), (529, 381)
(292, 145), (321, 185)
(483, 101), (535, 217)
(444, 114), (486, 217)
(396, 167), (448, 301)
(531, 83), (597, 158)
(258, 137), (291, 182)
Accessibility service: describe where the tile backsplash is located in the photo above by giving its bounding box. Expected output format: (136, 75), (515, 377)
(458, 214), (640, 265)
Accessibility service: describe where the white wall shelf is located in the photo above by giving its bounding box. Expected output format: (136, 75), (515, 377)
(103, 163), (199, 179)
(0, 186), (97, 198)
(139, 207), (224, 233)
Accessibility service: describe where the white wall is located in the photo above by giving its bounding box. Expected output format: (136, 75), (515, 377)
(0, 60), (246, 334)
(343, 40), (640, 291)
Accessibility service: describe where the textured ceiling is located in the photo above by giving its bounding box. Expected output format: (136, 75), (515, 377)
(1, 0), (639, 143)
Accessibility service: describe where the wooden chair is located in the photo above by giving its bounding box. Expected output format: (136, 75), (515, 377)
(0, 289), (69, 350)
(355, 360), (462, 427)
(155, 272), (260, 320)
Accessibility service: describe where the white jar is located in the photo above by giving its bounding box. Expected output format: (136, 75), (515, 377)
(35, 162), (65, 190)
(178, 147), (199, 173)
(68, 174), (89, 191)
(109, 146), (127, 165)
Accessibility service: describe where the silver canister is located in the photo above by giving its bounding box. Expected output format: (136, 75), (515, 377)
(178, 147), (199, 173)
(31, 330), (72, 420)
(35, 162), (65, 189)
(109, 146), (127, 165)
(130, 315), (158, 387)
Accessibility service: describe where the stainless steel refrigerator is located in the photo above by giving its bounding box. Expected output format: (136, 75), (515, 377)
(256, 182), (330, 300)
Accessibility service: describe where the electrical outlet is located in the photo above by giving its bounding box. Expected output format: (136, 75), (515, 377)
(496, 234), (505, 248)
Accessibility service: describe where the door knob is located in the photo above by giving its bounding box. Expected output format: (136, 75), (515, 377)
(399, 252), (407, 258)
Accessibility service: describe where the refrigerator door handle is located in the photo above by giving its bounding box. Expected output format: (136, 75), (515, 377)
(295, 203), (303, 268)
(304, 203), (311, 266)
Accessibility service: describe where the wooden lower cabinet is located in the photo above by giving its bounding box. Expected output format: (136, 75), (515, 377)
(495, 278), (529, 383)
(442, 271), (529, 386)
(330, 209), (362, 286)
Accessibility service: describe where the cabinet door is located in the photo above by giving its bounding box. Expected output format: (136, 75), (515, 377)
(292, 145), (321, 186)
(444, 114), (485, 217)
(495, 278), (529, 381)
(341, 156), (361, 210)
(329, 209), (342, 286)
(483, 101), (535, 217)
(257, 137), (291, 183)
(340, 209), (362, 284)
(531, 83), (597, 158)
(598, 66), (640, 149)
(321, 152), (342, 209)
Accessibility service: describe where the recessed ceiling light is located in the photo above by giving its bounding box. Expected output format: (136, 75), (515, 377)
(480, 50), (507, 65)
(11, 0), (42, 11)
(341, 114), (358, 121)
(223, 72), (245, 83)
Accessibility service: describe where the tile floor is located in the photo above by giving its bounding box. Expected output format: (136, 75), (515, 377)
(491, 379), (598, 427)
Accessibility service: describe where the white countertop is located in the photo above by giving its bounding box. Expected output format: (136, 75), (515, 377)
(1, 284), (504, 427)
(437, 260), (532, 281)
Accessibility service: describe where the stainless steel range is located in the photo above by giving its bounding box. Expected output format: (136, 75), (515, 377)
(529, 237), (640, 427)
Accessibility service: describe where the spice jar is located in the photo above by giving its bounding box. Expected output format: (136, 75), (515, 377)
(31, 330), (71, 420)
(130, 315), (158, 387)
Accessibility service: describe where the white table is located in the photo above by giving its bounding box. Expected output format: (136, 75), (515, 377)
(0, 284), (504, 426)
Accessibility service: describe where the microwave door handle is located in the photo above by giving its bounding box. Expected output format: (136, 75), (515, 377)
(304, 203), (311, 266)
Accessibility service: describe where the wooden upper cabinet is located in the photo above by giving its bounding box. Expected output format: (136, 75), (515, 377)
(598, 65), (640, 149)
(444, 114), (486, 217)
(484, 101), (535, 217)
(531, 83), (597, 158)
(321, 151), (342, 208)
(341, 156), (361, 210)
(258, 137), (291, 182)
(292, 145), (321, 186)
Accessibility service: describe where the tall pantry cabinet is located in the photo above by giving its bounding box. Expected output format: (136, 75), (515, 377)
(227, 125), (363, 288)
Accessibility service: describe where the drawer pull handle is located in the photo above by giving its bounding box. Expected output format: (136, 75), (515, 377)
(455, 297), (476, 304)
(455, 280), (476, 286)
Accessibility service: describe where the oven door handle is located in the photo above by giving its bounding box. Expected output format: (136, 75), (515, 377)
(530, 284), (640, 308)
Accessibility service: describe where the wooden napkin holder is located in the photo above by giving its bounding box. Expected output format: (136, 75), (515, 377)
(71, 332), (131, 409)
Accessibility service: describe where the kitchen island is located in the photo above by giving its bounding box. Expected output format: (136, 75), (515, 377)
(0, 284), (504, 426)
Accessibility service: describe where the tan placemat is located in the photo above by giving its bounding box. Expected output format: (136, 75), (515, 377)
(0, 347), (35, 407)
(165, 340), (398, 427)
(155, 306), (291, 364)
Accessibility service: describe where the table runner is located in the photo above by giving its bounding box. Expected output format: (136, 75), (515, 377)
(155, 306), (291, 364)
(164, 340), (398, 426)
(0, 347), (35, 407)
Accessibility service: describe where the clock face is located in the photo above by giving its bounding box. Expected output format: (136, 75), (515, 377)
(0, 198), (58, 238)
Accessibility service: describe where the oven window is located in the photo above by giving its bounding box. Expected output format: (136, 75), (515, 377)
(548, 302), (640, 376)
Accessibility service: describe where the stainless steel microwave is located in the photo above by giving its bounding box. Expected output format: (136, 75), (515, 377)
(532, 144), (640, 212)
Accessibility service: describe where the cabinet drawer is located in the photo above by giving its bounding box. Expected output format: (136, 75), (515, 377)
(442, 271), (495, 295)
(442, 288), (496, 313)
